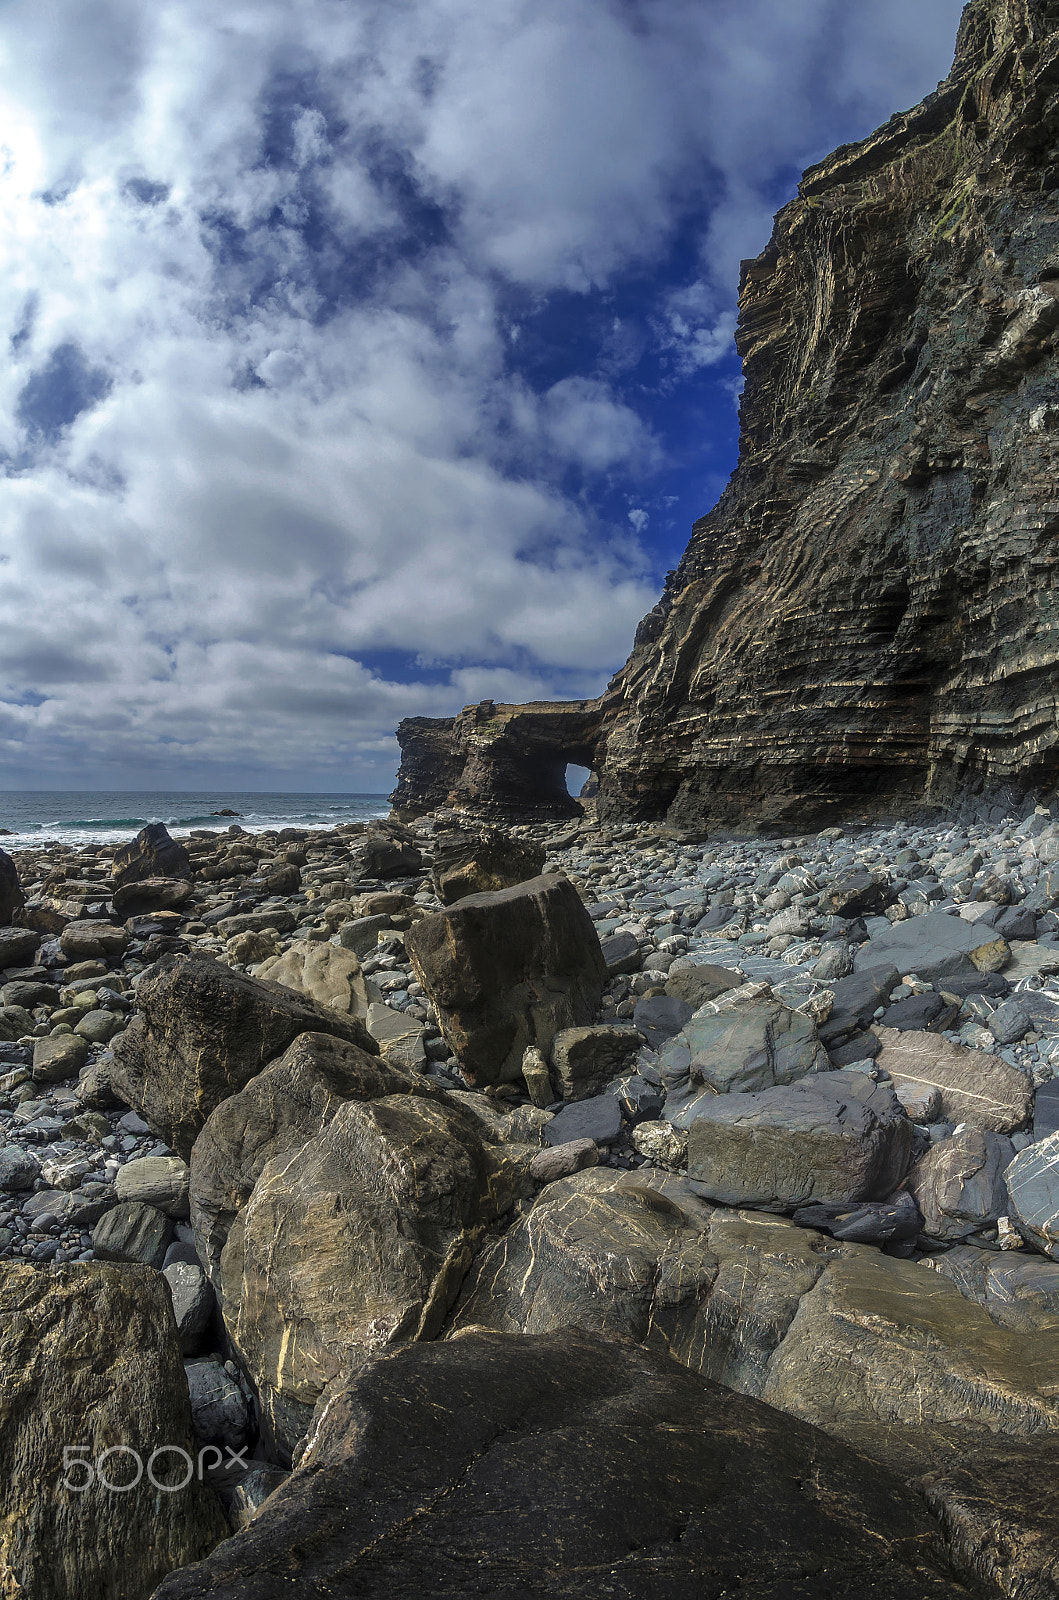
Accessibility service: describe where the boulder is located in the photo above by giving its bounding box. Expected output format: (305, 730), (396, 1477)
(543, 1094), (622, 1147)
(184, 1358), (250, 1452)
(406, 875), (607, 1085)
(112, 822), (191, 889)
(189, 1030), (427, 1281)
(350, 830), (422, 880)
(216, 1091), (526, 1459)
(32, 1033), (88, 1084)
(908, 1128), (1016, 1241)
(364, 1001), (426, 1072)
(880, 992), (958, 1032)
(0, 850), (24, 926)
(1035, 1079), (1059, 1141)
(149, 1327), (973, 1600)
(263, 863), (300, 895)
(660, 999), (829, 1126)
(790, 1191), (921, 1245)
(549, 1024), (642, 1101)
(0, 1262), (226, 1600)
(91, 1200), (174, 1268)
(760, 1249), (1059, 1445)
(431, 825), (546, 904)
(108, 956), (377, 1159)
(686, 1071), (912, 1209)
(853, 911), (1009, 983)
(528, 1138), (599, 1185)
(820, 869), (897, 918)
(915, 1444), (1059, 1600)
(113, 878), (193, 918)
(254, 942), (369, 1017)
(214, 909), (296, 938)
(598, 930), (641, 976)
(115, 1155), (191, 1218)
(817, 965), (900, 1053)
(874, 1026), (1034, 1133)
(631, 993), (692, 1050)
(0, 927), (38, 968)
(663, 962), (742, 1008)
(0, 1146), (40, 1190)
(163, 1261), (215, 1354)
(927, 1244), (1059, 1332)
(1005, 1131), (1059, 1258)
(335, 914), (394, 956)
(59, 919), (129, 963)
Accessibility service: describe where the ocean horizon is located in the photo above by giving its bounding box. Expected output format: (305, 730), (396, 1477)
(0, 790), (391, 848)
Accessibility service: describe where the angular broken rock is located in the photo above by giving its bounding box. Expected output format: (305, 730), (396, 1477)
(406, 874), (607, 1085)
(663, 962), (743, 1009)
(549, 1024), (642, 1102)
(149, 1327), (973, 1600)
(255, 941), (369, 1017)
(660, 999), (829, 1127)
(0, 1262), (226, 1600)
(0, 848), (24, 926)
(59, 919), (129, 963)
(431, 824), (546, 904)
(365, 1001), (426, 1072)
(189, 1030), (429, 1281)
(685, 1071), (912, 1210)
(111, 821), (192, 889)
(631, 1119), (688, 1170)
(908, 1128), (1015, 1242)
(108, 955), (377, 1158)
(115, 1154), (191, 1218)
(528, 1138), (599, 1185)
(853, 911), (1010, 984)
(1005, 1131), (1059, 1260)
(874, 1026), (1034, 1134)
(520, 1044), (553, 1108)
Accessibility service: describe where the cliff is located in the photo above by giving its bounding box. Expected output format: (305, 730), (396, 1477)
(394, 0), (1059, 830)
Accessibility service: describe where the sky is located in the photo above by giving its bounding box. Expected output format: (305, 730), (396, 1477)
(0, 0), (967, 792)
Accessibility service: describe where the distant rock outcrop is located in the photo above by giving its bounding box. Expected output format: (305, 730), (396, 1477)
(394, 0), (1059, 830)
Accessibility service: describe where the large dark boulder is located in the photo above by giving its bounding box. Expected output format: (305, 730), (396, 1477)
(406, 874), (607, 1085)
(150, 1327), (974, 1600)
(0, 849), (24, 926)
(112, 877), (193, 918)
(660, 998), (829, 1124)
(108, 956), (378, 1158)
(0, 1261), (226, 1600)
(908, 1128), (1016, 1242)
(431, 824), (546, 904)
(112, 822), (191, 889)
(685, 1069), (913, 1209)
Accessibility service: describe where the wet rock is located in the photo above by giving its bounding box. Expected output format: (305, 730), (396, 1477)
(0, 1262), (226, 1600)
(406, 875), (606, 1085)
(908, 1128), (1016, 1241)
(549, 1024), (642, 1102)
(875, 1026), (1034, 1134)
(790, 1191), (920, 1245)
(108, 955), (376, 1158)
(685, 1070), (912, 1210)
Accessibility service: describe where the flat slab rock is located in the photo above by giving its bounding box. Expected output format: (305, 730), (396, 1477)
(150, 1328), (976, 1600)
(874, 1026), (1034, 1134)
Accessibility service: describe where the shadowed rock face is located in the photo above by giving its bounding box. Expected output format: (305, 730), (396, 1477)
(394, 0), (1059, 832)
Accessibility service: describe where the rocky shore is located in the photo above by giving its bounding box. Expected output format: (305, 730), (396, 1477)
(1, 806), (1059, 1595)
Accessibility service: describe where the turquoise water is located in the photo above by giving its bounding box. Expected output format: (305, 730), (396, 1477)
(0, 791), (391, 847)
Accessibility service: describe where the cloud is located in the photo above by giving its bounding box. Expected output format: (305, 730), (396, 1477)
(0, 0), (966, 786)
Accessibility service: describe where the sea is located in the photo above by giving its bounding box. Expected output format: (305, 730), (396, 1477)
(0, 792), (392, 849)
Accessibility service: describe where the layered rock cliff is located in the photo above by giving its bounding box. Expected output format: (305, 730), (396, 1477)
(394, 0), (1059, 830)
